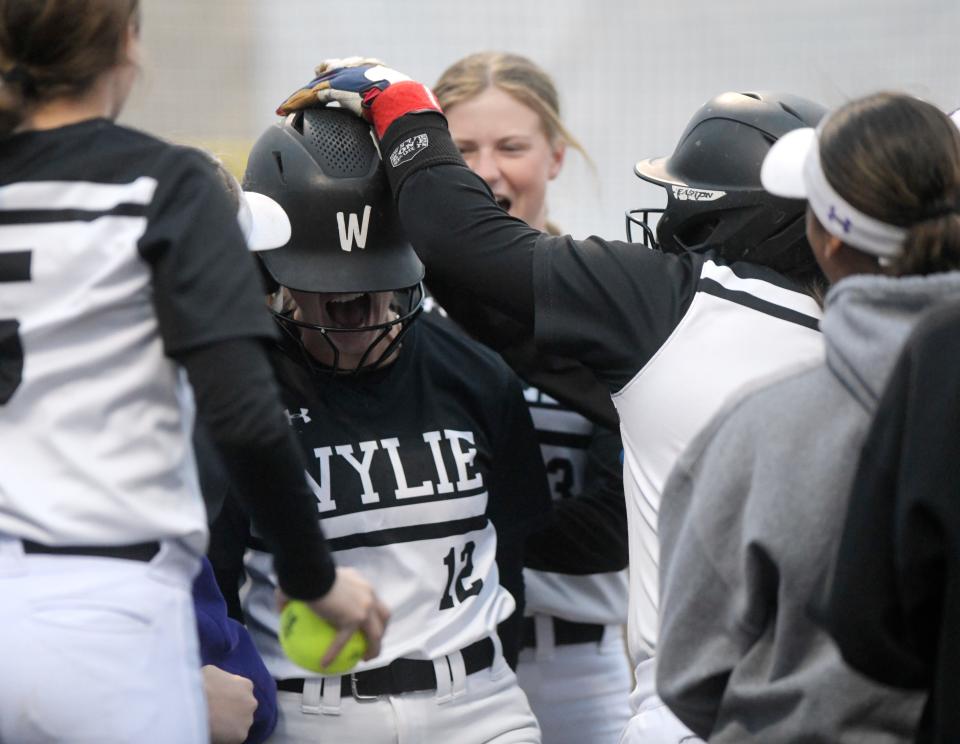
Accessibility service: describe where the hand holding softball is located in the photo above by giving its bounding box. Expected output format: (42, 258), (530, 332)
(276, 566), (390, 668)
(279, 601), (368, 674)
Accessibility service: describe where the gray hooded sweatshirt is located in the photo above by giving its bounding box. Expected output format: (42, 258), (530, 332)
(657, 271), (960, 743)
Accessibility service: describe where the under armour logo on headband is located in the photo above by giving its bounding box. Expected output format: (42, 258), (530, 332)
(828, 206), (852, 234)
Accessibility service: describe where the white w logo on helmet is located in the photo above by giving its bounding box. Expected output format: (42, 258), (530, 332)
(337, 205), (372, 252)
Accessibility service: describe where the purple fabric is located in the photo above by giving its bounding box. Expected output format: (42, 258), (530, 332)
(193, 556), (278, 744)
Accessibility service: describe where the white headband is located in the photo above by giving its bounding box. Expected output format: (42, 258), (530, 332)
(761, 126), (907, 260)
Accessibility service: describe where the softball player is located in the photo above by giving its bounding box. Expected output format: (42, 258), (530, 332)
(0, 6), (385, 743)
(657, 91), (959, 743)
(208, 107), (551, 743)
(277, 64), (828, 743)
(430, 52), (632, 743)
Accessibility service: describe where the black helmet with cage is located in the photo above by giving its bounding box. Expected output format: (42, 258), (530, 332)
(628, 91), (827, 283)
(243, 106), (424, 371)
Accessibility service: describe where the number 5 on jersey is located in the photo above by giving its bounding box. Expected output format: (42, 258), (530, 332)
(0, 250), (32, 404)
(439, 541), (483, 610)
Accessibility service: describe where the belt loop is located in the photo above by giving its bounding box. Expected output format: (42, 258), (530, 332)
(447, 649), (468, 699)
(319, 676), (342, 715)
(300, 677), (324, 715)
(534, 614), (555, 661)
(146, 538), (201, 586)
(0, 536), (25, 577)
(432, 656), (454, 703)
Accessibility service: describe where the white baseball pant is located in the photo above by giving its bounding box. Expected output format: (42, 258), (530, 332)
(0, 536), (206, 744)
(268, 641), (540, 743)
(516, 621), (632, 744)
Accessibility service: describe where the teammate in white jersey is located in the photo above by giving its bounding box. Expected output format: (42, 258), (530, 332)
(0, 6), (386, 743)
(276, 64), (828, 744)
(207, 106), (552, 743)
(431, 52), (632, 744)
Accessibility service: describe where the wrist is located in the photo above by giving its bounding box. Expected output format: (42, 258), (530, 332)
(377, 111), (465, 196)
(368, 80), (443, 139)
(274, 540), (337, 601)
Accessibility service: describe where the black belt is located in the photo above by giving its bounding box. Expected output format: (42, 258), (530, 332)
(22, 539), (160, 563)
(277, 636), (495, 699)
(521, 616), (605, 648)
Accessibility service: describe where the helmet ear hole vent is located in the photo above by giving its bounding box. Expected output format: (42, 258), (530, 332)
(291, 112), (305, 135)
(675, 216), (720, 250)
(779, 102), (801, 120)
(272, 151), (285, 185)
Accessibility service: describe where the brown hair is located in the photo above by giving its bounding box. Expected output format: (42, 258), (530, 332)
(818, 92), (960, 277)
(435, 51), (590, 234)
(0, 0), (140, 137)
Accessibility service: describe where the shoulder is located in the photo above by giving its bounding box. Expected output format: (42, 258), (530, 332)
(417, 314), (517, 384)
(535, 232), (702, 275)
(100, 124), (219, 192)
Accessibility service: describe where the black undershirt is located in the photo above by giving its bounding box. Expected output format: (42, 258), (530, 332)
(180, 339), (335, 601)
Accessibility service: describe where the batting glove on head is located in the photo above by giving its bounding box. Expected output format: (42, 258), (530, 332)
(276, 57), (442, 139)
(276, 60), (409, 118)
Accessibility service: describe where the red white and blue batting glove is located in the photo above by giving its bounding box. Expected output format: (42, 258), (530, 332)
(277, 57), (463, 193)
(276, 58), (442, 140)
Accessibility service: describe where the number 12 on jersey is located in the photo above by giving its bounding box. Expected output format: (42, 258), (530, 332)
(439, 541), (483, 610)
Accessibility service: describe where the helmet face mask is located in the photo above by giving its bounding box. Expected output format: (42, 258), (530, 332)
(629, 91), (827, 284)
(625, 207), (663, 248)
(244, 107), (425, 373)
(274, 284), (424, 375)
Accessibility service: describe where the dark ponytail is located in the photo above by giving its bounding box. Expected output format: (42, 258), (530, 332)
(818, 92), (960, 277)
(0, 66), (25, 136)
(0, 0), (140, 138)
(894, 212), (960, 276)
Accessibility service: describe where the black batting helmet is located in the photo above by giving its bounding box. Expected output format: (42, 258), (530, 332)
(243, 107), (424, 294)
(628, 91), (826, 281)
(243, 107), (424, 372)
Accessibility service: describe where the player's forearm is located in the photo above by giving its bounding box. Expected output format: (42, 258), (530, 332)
(382, 111), (540, 327)
(178, 338), (336, 600)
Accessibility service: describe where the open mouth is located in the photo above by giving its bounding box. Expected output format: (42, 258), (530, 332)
(325, 292), (373, 329)
(495, 195), (512, 211)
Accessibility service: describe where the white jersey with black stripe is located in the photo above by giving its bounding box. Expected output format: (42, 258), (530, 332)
(0, 119), (274, 550)
(533, 240), (823, 662)
(613, 259), (823, 658)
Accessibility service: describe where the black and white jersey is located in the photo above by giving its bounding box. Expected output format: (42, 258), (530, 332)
(521, 387), (628, 626)
(0, 119), (275, 551)
(210, 317), (551, 679)
(422, 293), (628, 627)
(389, 144), (824, 662)
(533, 242), (823, 657)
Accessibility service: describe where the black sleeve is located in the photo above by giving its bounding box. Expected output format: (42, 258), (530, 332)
(524, 425), (628, 575)
(426, 278), (619, 429)
(175, 338), (336, 601)
(139, 147), (276, 355)
(484, 371), (553, 668)
(532, 236), (699, 390)
(386, 113), (698, 393)
(207, 485), (254, 622)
